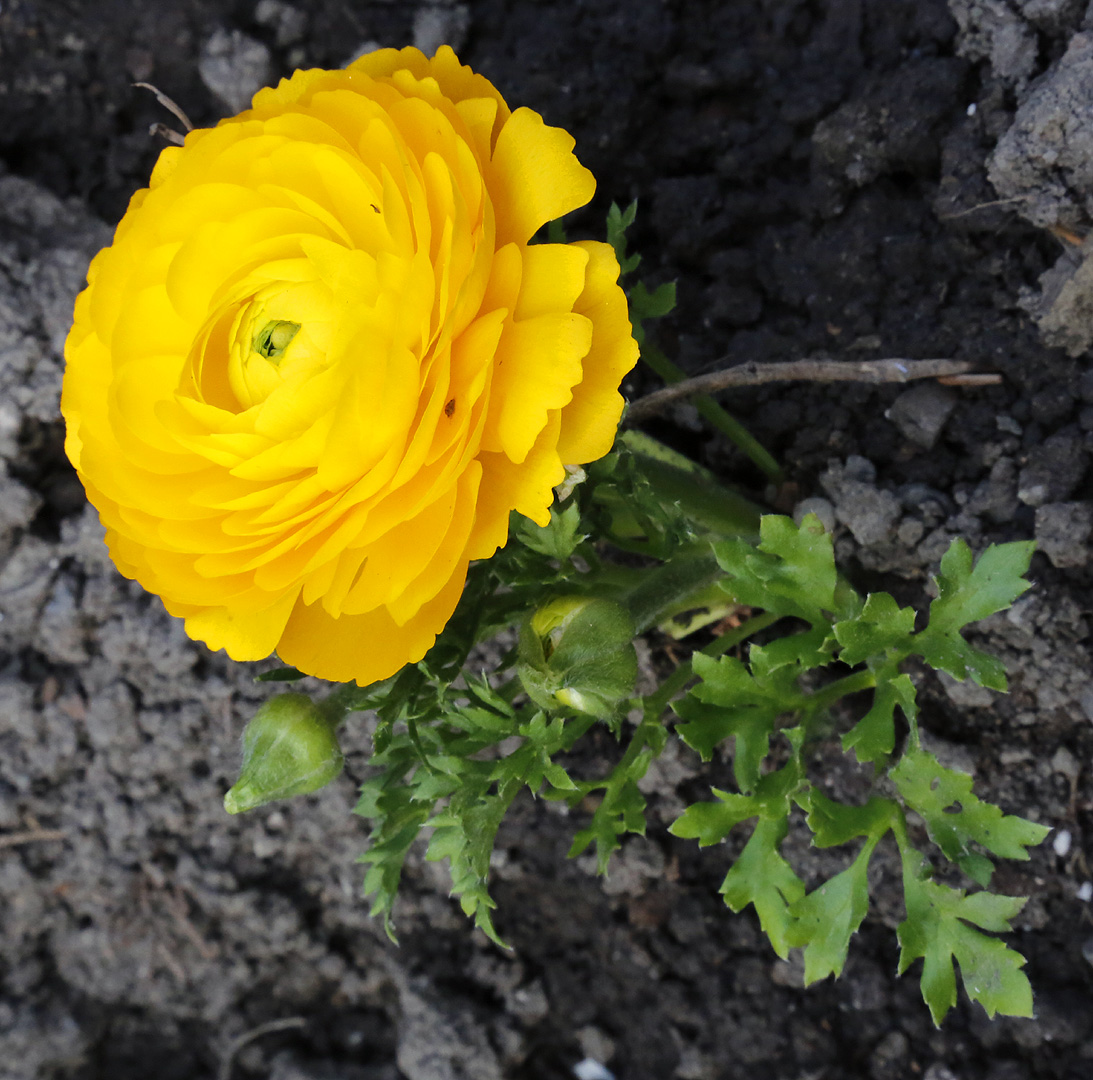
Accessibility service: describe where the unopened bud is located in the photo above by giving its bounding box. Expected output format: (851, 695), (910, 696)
(224, 692), (344, 814)
(518, 597), (637, 718)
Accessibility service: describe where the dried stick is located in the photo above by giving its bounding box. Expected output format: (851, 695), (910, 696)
(133, 82), (195, 132)
(625, 357), (999, 426)
(218, 1018), (306, 1080)
(0, 828), (66, 850)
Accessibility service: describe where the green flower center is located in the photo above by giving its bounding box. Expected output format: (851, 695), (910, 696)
(252, 320), (301, 364)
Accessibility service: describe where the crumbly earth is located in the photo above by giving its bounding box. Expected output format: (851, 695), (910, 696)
(1, 1), (1092, 1078)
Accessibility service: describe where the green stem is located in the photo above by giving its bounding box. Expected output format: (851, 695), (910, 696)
(802, 669), (877, 715)
(638, 342), (784, 483)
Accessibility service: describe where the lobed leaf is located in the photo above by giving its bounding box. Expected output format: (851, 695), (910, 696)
(892, 748), (1050, 879)
(898, 864), (1034, 1025)
(720, 816), (806, 960)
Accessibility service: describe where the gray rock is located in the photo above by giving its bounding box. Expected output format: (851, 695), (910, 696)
(199, 28), (272, 114)
(886, 382), (958, 449)
(1017, 431), (1088, 506)
(254, 0), (308, 47)
(820, 456), (902, 546)
(1034, 501), (1093, 566)
(792, 496), (837, 533)
(989, 32), (1093, 228)
(412, 5), (471, 56)
(949, 0), (1039, 84)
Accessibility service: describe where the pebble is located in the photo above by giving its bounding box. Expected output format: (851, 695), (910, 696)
(199, 28), (272, 113)
(1053, 829), (1072, 858)
(1078, 882), (1093, 902)
(885, 383), (958, 449)
(413, 4), (471, 54)
(573, 1060), (615, 1080)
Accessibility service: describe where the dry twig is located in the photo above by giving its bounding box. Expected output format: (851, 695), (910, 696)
(0, 828), (66, 851)
(625, 357), (999, 426)
(218, 1018), (307, 1080)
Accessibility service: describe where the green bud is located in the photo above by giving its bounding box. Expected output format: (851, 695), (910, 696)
(224, 692), (344, 814)
(518, 596), (638, 719)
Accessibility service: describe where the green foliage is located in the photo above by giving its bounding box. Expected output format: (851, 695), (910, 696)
(246, 207), (1046, 1024)
(667, 515), (1041, 1022)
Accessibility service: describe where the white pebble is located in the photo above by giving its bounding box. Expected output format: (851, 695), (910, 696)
(573, 1061), (615, 1080)
(966, 103), (977, 117)
(1077, 881), (1092, 902)
(1053, 828), (1072, 858)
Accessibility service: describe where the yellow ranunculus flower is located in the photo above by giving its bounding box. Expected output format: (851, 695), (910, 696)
(61, 46), (637, 685)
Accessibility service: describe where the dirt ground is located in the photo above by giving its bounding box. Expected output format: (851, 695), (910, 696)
(1, 1), (1092, 1078)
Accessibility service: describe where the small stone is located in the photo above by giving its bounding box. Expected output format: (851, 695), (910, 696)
(254, 0), (307, 46)
(1051, 745), (1082, 780)
(1034, 501), (1093, 568)
(1078, 881), (1093, 901)
(413, 5), (471, 55)
(1018, 432), (1088, 507)
(793, 496), (837, 533)
(199, 28), (272, 113)
(937, 669), (995, 707)
(1054, 828), (1073, 857)
(885, 382), (958, 449)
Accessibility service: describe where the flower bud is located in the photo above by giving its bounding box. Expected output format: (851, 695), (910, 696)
(224, 693), (344, 814)
(518, 597), (637, 718)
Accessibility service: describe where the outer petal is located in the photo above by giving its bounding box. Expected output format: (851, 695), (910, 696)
(556, 241), (639, 464)
(488, 108), (596, 246)
(276, 558), (470, 684)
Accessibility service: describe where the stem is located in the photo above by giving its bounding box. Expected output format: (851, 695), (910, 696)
(635, 342), (784, 482)
(802, 669), (877, 715)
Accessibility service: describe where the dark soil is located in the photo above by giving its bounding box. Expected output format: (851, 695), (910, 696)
(1, 1), (1092, 1079)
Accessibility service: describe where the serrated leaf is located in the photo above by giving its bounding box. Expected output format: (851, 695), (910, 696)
(515, 500), (585, 560)
(787, 840), (876, 983)
(833, 592), (917, 667)
(720, 816), (806, 960)
(749, 626), (834, 680)
(631, 279), (677, 320)
(804, 789), (899, 847)
(714, 514), (840, 627)
(569, 777), (649, 872)
(842, 670), (918, 764)
(916, 540), (1034, 689)
(898, 869), (1033, 1024)
(892, 748), (1050, 870)
(678, 654), (783, 790)
(669, 790), (763, 846)
(606, 200), (641, 275)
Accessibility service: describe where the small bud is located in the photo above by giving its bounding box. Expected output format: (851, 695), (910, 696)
(224, 692), (344, 814)
(518, 597), (637, 718)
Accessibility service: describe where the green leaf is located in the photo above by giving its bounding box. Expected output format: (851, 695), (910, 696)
(803, 788), (898, 847)
(898, 867), (1034, 1024)
(749, 626), (834, 680)
(255, 666), (305, 682)
(720, 816), (806, 960)
(833, 592), (917, 667)
(915, 540), (1034, 689)
(714, 514), (843, 627)
(606, 200), (640, 275)
(514, 500), (585, 560)
(891, 748), (1050, 875)
(787, 841), (876, 983)
(569, 777), (649, 872)
(678, 654), (781, 790)
(669, 790), (763, 846)
(842, 669), (918, 764)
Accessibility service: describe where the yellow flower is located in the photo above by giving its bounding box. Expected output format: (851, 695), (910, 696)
(62, 46), (638, 685)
